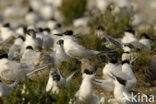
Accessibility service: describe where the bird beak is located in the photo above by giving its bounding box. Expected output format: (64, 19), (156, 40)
(150, 38), (155, 41)
(53, 33), (63, 36)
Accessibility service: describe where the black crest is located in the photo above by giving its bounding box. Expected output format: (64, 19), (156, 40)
(18, 35), (25, 41)
(0, 54), (8, 59)
(44, 28), (51, 33)
(109, 59), (117, 64)
(122, 60), (130, 65)
(116, 76), (126, 86)
(26, 46), (33, 50)
(140, 33), (151, 40)
(3, 23), (10, 27)
(53, 75), (60, 81)
(57, 40), (64, 45)
(124, 29), (135, 35)
(64, 30), (73, 36)
(84, 69), (94, 75)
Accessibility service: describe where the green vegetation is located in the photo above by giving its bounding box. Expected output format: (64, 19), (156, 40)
(0, 77), (78, 104)
(88, 5), (133, 38)
(60, 0), (87, 25)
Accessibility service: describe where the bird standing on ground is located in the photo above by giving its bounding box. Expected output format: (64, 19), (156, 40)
(21, 46), (41, 66)
(46, 69), (75, 94)
(21, 29), (41, 55)
(50, 40), (69, 68)
(54, 30), (115, 59)
(75, 69), (105, 104)
(0, 53), (49, 81)
(93, 59), (136, 92)
(108, 73), (132, 104)
(8, 35), (25, 60)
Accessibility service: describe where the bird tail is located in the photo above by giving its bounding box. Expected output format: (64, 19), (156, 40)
(27, 63), (52, 76)
(98, 50), (117, 55)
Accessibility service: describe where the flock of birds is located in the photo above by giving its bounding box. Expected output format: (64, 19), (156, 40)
(0, 0), (155, 104)
(0, 20), (154, 104)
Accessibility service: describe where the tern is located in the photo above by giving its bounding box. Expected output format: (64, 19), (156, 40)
(93, 59), (136, 91)
(21, 29), (41, 54)
(8, 35), (25, 60)
(75, 69), (105, 104)
(15, 25), (27, 36)
(21, 46), (41, 65)
(0, 54), (50, 81)
(0, 23), (16, 41)
(46, 69), (75, 94)
(101, 28), (153, 53)
(42, 28), (54, 50)
(25, 8), (41, 25)
(50, 40), (69, 67)
(54, 30), (116, 59)
(108, 73), (132, 104)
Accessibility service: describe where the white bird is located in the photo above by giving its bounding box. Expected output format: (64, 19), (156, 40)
(51, 40), (69, 67)
(100, 28), (153, 53)
(96, 0), (110, 12)
(108, 73), (132, 104)
(15, 25), (27, 36)
(25, 8), (41, 25)
(0, 54), (49, 81)
(8, 35), (25, 60)
(30, 0), (43, 12)
(39, 4), (55, 20)
(138, 33), (152, 53)
(0, 23), (16, 41)
(20, 46), (41, 66)
(121, 29), (137, 44)
(46, 69), (75, 94)
(21, 29), (41, 55)
(75, 69), (105, 104)
(46, 70), (60, 94)
(54, 30), (115, 59)
(47, 18), (58, 30)
(0, 80), (18, 97)
(121, 44), (138, 61)
(42, 28), (54, 50)
(57, 69), (75, 86)
(51, 23), (62, 35)
(124, 33), (153, 53)
(93, 59), (136, 91)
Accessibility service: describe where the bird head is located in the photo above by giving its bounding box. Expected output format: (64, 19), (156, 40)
(124, 29), (135, 36)
(0, 54), (8, 59)
(43, 28), (51, 34)
(122, 60), (130, 65)
(57, 40), (64, 46)
(18, 35), (25, 41)
(26, 29), (36, 39)
(140, 33), (154, 41)
(26, 46), (34, 50)
(83, 69), (95, 79)
(50, 70), (61, 82)
(3, 23), (10, 28)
